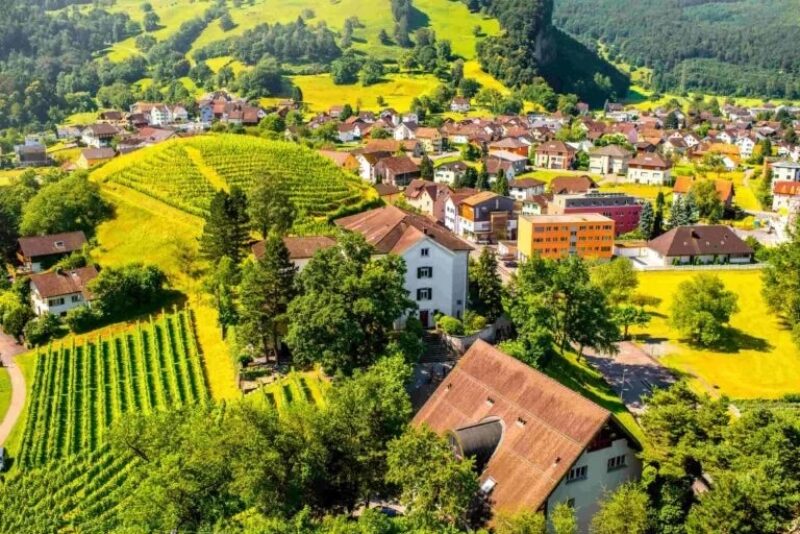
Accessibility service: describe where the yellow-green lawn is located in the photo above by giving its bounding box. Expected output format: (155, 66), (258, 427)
(0, 367), (11, 434)
(633, 270), (800, 399)
(93, 182), (239, 401)
(292, 72), (441, 112)
(0, 170), (24, 187)
(3, 353), (37, 459)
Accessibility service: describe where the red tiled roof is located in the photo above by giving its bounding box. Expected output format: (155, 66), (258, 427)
(18, 231), (87, 259)
(30, 266), (98, 299)
(252, 236), (337, 261)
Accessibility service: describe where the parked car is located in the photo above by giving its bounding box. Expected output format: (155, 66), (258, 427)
(0, 447), (6, 472)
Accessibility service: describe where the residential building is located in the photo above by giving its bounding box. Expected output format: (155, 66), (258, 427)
(318, 150), (360, 173)
(14, 144), (49, 167)
(771, 161), (800, 182)
(434, 161), (468, 185)
(588, 145), (632, 175)
(456, 191), (517, 243)
(374, 155), (421, 187)
(646, 226), (753, 266)
(450, 97), (471, 113)
(550, 175), (599, 195)
(486, 158), (517, 181)
(374, 183), (403, 204)
(489, 138), (530, 158)
(413, 340), (642, 532)
(404, 179), (450, 216)
(548, 192), (642, 235)
(17, 231), (88, 273)
(626, 153), (672, 185)
(415, 127), (444, 154)
(773, 181), (800, 212)
(29, 266), (98, 317)
(672, 177), (734, 210)
(508, 178), (546, 201)
(77, 148), (115, 169)
(517, 214), (615, 260)
(81, 124), (118, 148)
(490, 150), (528, 174)
(354, 151), (389, 182)
(252, 236), (337, 271)
(442, 188), (478, 230)
(534, 141), (576, 170)
(336, 206), (472, 327)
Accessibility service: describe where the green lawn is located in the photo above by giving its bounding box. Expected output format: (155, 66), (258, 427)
(3, 353), (37, 461)
(0, 367), (11, 434)
(633, 270), (800, 399)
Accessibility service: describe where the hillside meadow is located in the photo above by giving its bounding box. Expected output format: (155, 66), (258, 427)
(633, 269), (800, 399)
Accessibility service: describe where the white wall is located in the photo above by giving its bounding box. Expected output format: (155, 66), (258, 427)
(627, 167), (670, 185)
(546, 438), (642, 532)
(31, 289), (88, 317)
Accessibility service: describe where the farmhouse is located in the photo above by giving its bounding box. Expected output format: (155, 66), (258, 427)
(81, 124), (119, 148)
(626, 153), (671, 185)
(252, 236), (337, 271)
(29, 266), (98, 317)
(14, 144), (49, 167)
(336, 205), (472, 328)
(588, 145), (632, 175)
(374, 155), (421, 187)
(17, 231), (88, 273)
(450, 97), (471, 113)
(414, 341), (642, 532)
(645, 225), (753, 266)
(77, 147), (115, 169)
(534, 141), (576, 170)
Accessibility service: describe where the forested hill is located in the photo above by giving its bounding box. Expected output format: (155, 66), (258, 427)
(553, 0), (800, 100)
(473, 0), (629, 107)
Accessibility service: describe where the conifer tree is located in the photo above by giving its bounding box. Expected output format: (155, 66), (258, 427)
(492, 168), (510, 196)
(200, 187), (251, 265)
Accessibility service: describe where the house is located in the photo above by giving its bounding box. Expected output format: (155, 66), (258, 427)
(771, 161), (800, 182)
(456, 191), (517, 243)
(14, 144), (49, 167)
(508, 178), (546, 201)
(521, 194), (552, 216)
(81, 124), (118, 148)
(534, 141), (576, 170)
(434, 161), (468, 185)
(442, 188), (478, 231)
(548, 192), (642, 236)
(772, 181), (800, 212)
(98, 110), (126, 126)
(646, 226), (753, 266)
(336, 205), (472, 327)
(318, 150), (359, 172)
(374, 183), (403, 204)
(415, 127), (444, 154)
(490, 150), (528, 174)
(486, 158), (517, 181)
(626, 153), (671, 185)
(17, 231), (88, 273)
(77, 148), (115, 169)
(252, 236), (337, 271)
(588, 145), (632, 175)
(518, 214), (615, 260)
(489, 138), (530, 159)
(393, 122), (418, 141)
(354, 151), (390, 182)
(672, 177), (734, 210)
(413, 340), (642, 532)
(29, 266), (98, 317)
(374, 155), (421, 187)
(450, 97), (471, 113)
(56, 125), (83, 140)
(550, 175), (599, 195)
(736, 135), (757, 159)
(404, 179), (450, 216)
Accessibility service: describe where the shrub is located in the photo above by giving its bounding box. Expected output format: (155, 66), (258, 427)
(436, 315), (464, 336)
(463, 311), (487, 334)
(89, 263), (168, 318)
(23, 313), (61, 347)
(64, 306), (103, 333)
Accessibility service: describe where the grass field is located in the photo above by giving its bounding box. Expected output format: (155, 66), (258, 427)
(3, 353), (38, 459)
(0, 367), (11, 433)
(633, 270), (800, 399)
(0, 169), (23, 187)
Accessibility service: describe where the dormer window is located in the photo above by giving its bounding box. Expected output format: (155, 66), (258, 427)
(480, 477), (497, 494)
(486, 397), (495, 406)
(54, 241), (64, 248)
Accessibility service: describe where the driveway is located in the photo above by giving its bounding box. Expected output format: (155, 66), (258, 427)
(581, 341), (676, 414)
(0, 329), (26, 446)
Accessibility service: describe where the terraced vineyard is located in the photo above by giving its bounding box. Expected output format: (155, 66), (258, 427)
(93, 134), (375, 218)
(17, 310), (208, 468)
(248, 370), (328, 415)
(0, 446), (138, 533)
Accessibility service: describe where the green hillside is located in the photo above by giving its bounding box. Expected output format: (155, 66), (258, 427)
(92, 135), (375, 218)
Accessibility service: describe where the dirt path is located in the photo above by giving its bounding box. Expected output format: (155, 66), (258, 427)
(0, 331), (26, 446)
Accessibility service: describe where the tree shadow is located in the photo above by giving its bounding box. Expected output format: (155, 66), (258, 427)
(684, 327), (772, 354)
(408, 4), (431, 33)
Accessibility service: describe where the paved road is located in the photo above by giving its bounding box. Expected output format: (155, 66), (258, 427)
(581, 341), (676, 415)
(0, 330), (26, 446)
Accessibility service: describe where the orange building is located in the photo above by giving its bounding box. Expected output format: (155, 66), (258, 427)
(517, 214), (615, 260)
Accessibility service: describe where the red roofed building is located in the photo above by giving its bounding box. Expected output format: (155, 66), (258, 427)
(772, 180), (800, 212)
(414, 341), (642, 531)
(30, 266), (98, 317)
(672, 177), (734, 210)
(534, 141), (576, 170)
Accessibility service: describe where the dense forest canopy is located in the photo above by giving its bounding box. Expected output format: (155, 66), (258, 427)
(554, 0), (800, 99)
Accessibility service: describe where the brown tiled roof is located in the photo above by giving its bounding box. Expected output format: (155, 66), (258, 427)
(252, 236), (337, 261)
(335, 205), (472, 253)
(589, 145), (632, 158)
(509, 178), (545, 189)
(85, 123), (118, 136)
(549, 175), (598, 195)
(413, 341), (627, 515)
(648, 225), (753, 257)
(374, 183), (401, 196)
(376, 155), (420, 175)
(629, 152), (670, 169)
(318, 150), (354, 167)
(461, 191), (501, 207)
(773, 181), (800, 196)
(18, 231), (87, 258)
(673, 177), (734, 202)
(536, 140), (575, 155)
(415, 127), (441, 139)
(30, 266), (98, 299)
(81, 148), (115, 161)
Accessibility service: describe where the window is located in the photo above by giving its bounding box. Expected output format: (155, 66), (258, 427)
(70, 295), (82, 303)
(566, 498), (576, 508)
(417, 288), (432, 301)
(417, 266), (433, 279)
(566, 465), (587, 483)
(607, 454), (627, 471)
(480, 477), (497, 494)
(48, 298), (65, 307)
(420, 248), (430, 257)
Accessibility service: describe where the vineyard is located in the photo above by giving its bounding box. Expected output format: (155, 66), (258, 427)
(0, 446), (138, 533)
(248, 370), (328, 415)
(17, 310), (208, 468)
(93, 134), (375, 218)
